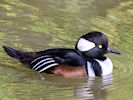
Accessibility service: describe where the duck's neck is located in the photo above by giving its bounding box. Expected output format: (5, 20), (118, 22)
(85, 56), (106, 61)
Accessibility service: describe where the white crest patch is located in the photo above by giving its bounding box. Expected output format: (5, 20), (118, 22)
(77, 38), (95, 52)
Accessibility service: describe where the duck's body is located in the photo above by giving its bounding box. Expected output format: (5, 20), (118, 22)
(3, 32), (121, 77)
(3, 46), (88, 77)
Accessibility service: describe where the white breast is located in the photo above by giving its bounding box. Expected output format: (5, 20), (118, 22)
(87, 58), (113, 77)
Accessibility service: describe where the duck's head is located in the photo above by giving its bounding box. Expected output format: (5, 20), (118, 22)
(75, 31), (121, 59)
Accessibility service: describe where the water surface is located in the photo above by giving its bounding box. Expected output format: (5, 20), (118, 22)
(0, 0), (133, 100)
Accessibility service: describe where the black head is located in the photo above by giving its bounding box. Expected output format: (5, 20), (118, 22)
(75, 31), (121, 59)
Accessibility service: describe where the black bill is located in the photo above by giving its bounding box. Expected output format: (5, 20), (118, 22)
(107, 47), (121, 55)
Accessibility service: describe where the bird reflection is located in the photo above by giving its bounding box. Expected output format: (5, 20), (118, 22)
(75, 75), (113, 100)
(37, 73), (113, 100)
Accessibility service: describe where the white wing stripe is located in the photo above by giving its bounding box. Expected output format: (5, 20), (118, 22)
(34, 60), (56, 71)
(38, 63), (59, 72)
(31, 55), (50, 64)
(32, 58), (53, 69)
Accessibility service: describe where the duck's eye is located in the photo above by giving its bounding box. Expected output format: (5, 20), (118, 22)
(98, 45), (102, 48)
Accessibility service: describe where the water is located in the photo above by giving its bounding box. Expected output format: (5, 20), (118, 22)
(0, 0), (133, 99)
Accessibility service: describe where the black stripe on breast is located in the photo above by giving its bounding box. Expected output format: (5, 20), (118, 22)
(87, 59), (102, 77)
(92, 60), (102, 77)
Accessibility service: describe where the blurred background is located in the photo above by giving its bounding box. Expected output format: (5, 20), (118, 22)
(0, 0), (133, 99)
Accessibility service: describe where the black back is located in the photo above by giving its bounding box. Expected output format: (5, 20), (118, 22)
(36, 48), (86, 66)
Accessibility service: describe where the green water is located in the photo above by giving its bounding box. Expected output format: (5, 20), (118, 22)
(0, 0), (133, 100)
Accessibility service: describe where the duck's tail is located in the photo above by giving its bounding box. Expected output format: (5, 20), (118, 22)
(2, 45), (35, 64)
(3, 45), (23, 58)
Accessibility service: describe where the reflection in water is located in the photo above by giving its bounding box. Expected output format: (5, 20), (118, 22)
(75, 75), (113, 100)
(37, 74), (113, 100)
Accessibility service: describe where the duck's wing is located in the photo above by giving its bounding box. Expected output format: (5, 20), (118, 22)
(31, 48), (86, 73)
(36, 48), (86, 66)
(3, 46), (86, 73)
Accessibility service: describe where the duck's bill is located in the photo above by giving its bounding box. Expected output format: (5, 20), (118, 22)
(107, 47), (121, 55)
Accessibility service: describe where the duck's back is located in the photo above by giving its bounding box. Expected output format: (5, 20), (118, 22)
(36, 48), (86, 66)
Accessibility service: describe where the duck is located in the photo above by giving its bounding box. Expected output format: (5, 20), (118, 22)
(2, 31), (121, 77)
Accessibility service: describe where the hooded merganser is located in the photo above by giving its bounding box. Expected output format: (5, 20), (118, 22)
(3, 31), (121, 77)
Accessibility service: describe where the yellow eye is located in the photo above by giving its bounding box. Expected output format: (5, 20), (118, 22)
(98, 45), (102, 48)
